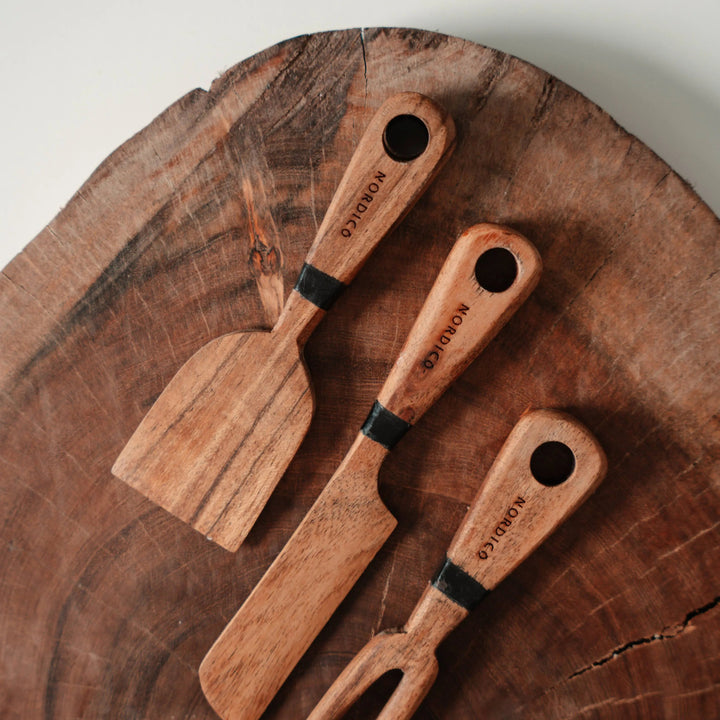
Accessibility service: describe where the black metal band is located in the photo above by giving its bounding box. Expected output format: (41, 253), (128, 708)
(293, 263), (346, 311)
(431, 556), (489, 611)
(360, 400), (412, 450)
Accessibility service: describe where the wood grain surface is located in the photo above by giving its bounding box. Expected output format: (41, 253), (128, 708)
(1, 27), (718, 720)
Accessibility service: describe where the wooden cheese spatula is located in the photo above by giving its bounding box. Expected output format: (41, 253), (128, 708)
(199, 223), (542, 720)
(307, 408), (607, 720)
(112, 93), (455, 551)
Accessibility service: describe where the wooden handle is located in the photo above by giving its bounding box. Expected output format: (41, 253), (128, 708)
(302, 92), (455, 284)
(446, 408), (607, 590)
(375, 223), (541, 425)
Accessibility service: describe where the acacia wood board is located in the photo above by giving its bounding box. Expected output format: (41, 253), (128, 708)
(1, 28), (718, 720)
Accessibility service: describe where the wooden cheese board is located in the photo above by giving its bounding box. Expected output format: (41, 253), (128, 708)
(1, 28), (718, 719)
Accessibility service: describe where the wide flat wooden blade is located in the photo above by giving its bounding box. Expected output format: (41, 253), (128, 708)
(112, 330), (314, 551)
(199, 434), (395, 720)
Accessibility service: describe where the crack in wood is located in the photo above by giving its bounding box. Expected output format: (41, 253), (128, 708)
(568, 594), (720, 679)
(372, 546), (399, 637)
(359, 28), (368, 99)
(474, 50), (511, 113)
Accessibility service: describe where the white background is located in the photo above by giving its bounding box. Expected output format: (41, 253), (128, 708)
(1, 0), (719, 271)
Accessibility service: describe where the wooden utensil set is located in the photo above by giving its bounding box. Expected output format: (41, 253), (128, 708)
(113, 93), (608, 719)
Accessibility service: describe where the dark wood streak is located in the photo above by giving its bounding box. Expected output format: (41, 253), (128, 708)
(8, 199), (254, 397)
(209, 376), (312, 534)
(148, 334), (252, 443)
(190, 354), (305, 525)
(112, 334), (255, 488)
(5, 32), (358, 400)
(473, 50), (512, 113)
(43, 515), (146, 720)
(43, 592), (72, 720)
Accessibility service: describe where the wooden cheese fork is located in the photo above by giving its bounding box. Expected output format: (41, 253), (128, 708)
(307, 408), (607, 720)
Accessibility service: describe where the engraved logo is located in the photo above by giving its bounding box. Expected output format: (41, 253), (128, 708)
(341, 170), (386, 238)
(479, 496), (526, 560)
(422, 303), (470, 370)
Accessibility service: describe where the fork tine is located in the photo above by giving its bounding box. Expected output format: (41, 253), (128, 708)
(310, 583), (467, 719)
(375, 659), (439, 720)
(308, 632), (407, 720)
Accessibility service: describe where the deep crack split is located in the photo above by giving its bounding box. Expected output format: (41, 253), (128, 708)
(568, 594), (720, 679)
(360, 27), (368, 97)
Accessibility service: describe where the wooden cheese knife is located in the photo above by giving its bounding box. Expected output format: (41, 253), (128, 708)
(307, 408), (607, 720)
(111, 93), (456, 551)
(199, 223), (542, 720)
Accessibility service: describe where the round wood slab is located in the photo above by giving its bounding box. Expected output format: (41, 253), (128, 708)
(1, 28), (718, 719)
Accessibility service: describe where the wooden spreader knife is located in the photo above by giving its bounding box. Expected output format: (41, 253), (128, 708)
(199, 223), (542, 720)
(308, 408), (607, 720)
(112, 93), (456, 552)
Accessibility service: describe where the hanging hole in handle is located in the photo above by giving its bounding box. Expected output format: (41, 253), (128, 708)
(530, 441), (576, 486)
(383, 115), (429, 162)
(474, 247), (518, 292)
